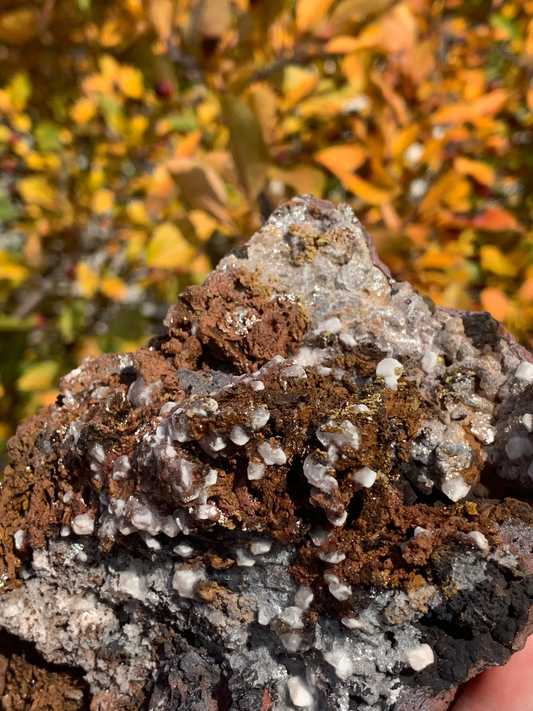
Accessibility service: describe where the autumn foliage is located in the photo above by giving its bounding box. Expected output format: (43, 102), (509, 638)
(1, 0), (533, 456)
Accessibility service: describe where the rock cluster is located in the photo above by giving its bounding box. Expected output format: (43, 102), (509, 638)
(1, 195), (533, 711)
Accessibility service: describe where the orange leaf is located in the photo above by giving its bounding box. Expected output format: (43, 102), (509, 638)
(0, 8), (39, 45)
(480, 287), (510, 322)
(431, 90), (511, 124)
(295, 0), (335, 34)
(336, 167), (399, 205)
(325, 35), (361, 53)
(519, 278), (533, 302)
(315, 144), (366, 173)
(472, 207), (523, 233)
(101, 276), (128, 301)
(175, 130), (202, 158)
(454, 157), (495, 186)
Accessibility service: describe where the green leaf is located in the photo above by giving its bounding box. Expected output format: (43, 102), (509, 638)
(220, 94), (270, 198)
(34, 122), (63, 152)
(58, 301), (87, 344)
(0, 187), (18, 223)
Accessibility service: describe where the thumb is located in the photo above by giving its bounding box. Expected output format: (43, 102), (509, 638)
(452, 634), (533, 711)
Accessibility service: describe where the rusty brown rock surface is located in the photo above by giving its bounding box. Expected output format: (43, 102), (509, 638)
(1, 196), (533, 711)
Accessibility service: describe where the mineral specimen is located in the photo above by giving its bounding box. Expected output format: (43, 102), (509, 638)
(2, 195), (533, 711)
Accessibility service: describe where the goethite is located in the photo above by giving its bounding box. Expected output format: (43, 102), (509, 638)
(2, 196), (533, 711)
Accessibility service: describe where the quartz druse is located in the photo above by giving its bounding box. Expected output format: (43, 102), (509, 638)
(1, 196), (533, 711)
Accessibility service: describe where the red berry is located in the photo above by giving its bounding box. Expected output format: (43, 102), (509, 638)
(155, 80), (174, 100)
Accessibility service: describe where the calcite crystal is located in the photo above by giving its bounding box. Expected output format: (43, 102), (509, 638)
(2, 195), (533, 711)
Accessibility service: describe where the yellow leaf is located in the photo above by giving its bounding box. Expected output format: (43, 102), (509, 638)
(441, 281), (471, 311)
(71, 97), (97, 124)
(270, 165), (326, 197)
(146, 222), (195, 268)
(283, 65), (320, 107)
(91, 188), (114, 215)
(100, 19), (125, 47)
(0, 8), (39, 45)
(126, 200), (152, 226)
(454, 157), (495, 186)
(480, 287), (510, 322)
(0, 125), (10, 142)
(189, 209), (218, 242)
(18, 361), (60, 392)
(12, 113), (31, 132)
(101, 276), (128, 301)
(76, 262), (99, 299)
(0, 251), (29, 285)
(6, 72), (32, 111)
(315, 144), (366, 173)
(246, 83), (278, 145)
(480, 245), (518, 277)
(119, 65), (144, 99)
(295, 0), (335, 34)
(121, 229), (147, 262)
(18, 176), (58, 210)
(220, 94), (270, 198)
(147, 0), (175, 46)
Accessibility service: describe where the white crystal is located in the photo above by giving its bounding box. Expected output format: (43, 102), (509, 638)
(294, 586), (314, 610)
(441, 476), (470, 502)
(323, 650), (354, 680)
(405, 644), (434, 671)
(421, 350), (439, 373)
(315, 317), (341, 334)
(376, 358), (403, 391)
(235, 548), (255, 567)
(324, 573), (352, 600)
(13, 529), (24, 550)
(250, 407), (270, 429)
(287, 676), (313, 707)
(521, 413), (533, 433)
(339, 332), (356, 348)
(352, 467), (377, 488)
(318, 551), (346, 564)
(174, 541), (194, 557)
(282, 364), (307, 379)
(279, 606), (304, 629)
(303, 455), (337, 494)
(247, 461), (266, 480)
(516, 361), (533, 383)
(230, 426), (250, 445)
(172, 565), (205, 598)
(250, 539), (272, 555)
(72, 514), (95, 536)
(258, 441), (287, 465)
(468, 530), (489, 552)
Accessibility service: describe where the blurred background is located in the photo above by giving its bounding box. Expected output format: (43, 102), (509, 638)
(0, 0), (532, 458)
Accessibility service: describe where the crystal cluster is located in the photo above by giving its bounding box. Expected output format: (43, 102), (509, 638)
(1, 196), (533, 711)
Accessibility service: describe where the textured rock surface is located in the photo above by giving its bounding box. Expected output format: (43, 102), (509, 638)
(2, 195), (533, 711)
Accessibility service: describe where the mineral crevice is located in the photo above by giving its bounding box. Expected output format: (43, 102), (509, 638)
(1, 196), (533, 711)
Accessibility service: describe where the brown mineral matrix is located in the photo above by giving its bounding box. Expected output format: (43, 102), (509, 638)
(1, 196), (533, 711)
